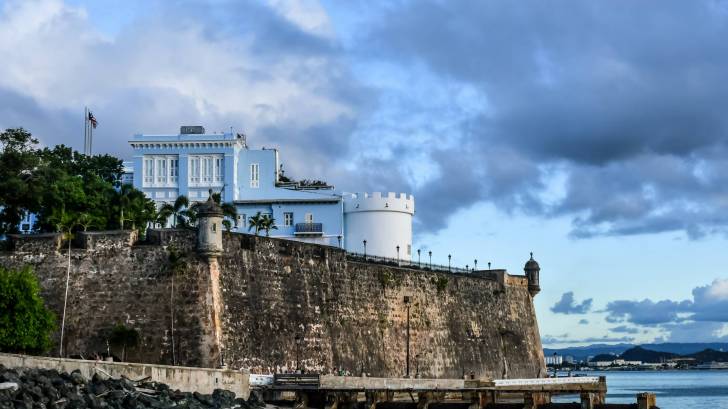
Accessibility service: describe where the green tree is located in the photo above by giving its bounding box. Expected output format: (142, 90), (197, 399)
(108, 324), (140, 362)
(0, 266), (56, 353)
(211, 192), (237, 231)
(0, 128), (42, 234)
(261, 214), (278, 237)
(171, 195), (189, 227)
(248, 212), (264, 235)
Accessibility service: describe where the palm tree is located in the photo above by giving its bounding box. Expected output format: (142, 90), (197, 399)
(179, 202), (200, 228)
(171, 195), (189, 227)
(155, 205), (174, 228)
(248, 212), (264, 235)
(261, 214), (278, 237)
(210, 192), (237, 230)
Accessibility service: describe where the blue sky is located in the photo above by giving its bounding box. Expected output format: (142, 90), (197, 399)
(2, 0), (728, 347)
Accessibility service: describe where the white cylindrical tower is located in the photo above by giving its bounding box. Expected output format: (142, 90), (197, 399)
(343, 192), (415, 259)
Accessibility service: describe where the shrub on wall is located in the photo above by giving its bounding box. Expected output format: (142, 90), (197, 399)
(0, 266), (56, 353)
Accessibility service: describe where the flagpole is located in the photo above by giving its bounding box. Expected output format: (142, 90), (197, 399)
(84, 107), (89, 155)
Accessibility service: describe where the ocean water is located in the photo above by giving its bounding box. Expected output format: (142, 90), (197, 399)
(552, 371), (728, 408)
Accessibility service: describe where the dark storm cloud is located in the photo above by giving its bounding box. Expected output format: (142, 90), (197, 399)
(362, 0), (728, 237)
(551, 291), (593, 315)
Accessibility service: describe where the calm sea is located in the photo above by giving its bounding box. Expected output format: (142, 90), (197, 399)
(552, 371), (728, 408)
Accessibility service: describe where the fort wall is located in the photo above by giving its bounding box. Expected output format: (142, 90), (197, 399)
(0, 230), (545, 379)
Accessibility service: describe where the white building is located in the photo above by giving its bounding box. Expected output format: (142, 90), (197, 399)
(126, 126), (415, 258)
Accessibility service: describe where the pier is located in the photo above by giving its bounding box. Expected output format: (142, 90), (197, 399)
(253, 374), (656, 409)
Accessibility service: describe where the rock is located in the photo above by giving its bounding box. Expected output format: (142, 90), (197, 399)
(0, 382), (19, 391)
(70, 372), (85, 386)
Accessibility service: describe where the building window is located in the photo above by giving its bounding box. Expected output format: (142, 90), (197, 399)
(215, 157), (224, 183)
(170, 159), (179, 183)
(238, 214), (246, 228)
(202, 157), (212, 183)
(250, 163), (259, 188)
(144, 158), (154, 185)
(212, 223), (217, 232)
(284, 212), (293, 226)
(190, 157), (200, 184)
(407, 244), (411, 255)
(305, 213), (313, 223)
(156, 158), (167, 184)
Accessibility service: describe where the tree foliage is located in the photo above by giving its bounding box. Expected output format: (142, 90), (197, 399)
(0, 128), (156, 235)
(0, 266), (56, 354)
(108, 324), (140, 362)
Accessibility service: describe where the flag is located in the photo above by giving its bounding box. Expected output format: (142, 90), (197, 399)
(88, 111), (98, 129)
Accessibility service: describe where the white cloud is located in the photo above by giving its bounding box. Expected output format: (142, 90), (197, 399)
(0, 0), (358, 162)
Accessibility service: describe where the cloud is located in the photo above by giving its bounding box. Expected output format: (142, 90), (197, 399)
(0, 0), (368, 184)
(610, 325), (640, 334)
(6, 0), (728, 239)
(551, 292), (593, 315)
(349, 0), (728, 237)
(542, 334), (635, 345)
(604, 278), (728, 341)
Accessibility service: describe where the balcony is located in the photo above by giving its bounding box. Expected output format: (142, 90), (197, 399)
(295, 222), (323, 236)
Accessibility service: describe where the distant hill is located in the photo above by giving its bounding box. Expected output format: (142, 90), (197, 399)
(544, 342), (728, 361)
(686, 349), (728, 363)
(620, 346), (678, 363)
(591, 353), (619, 362)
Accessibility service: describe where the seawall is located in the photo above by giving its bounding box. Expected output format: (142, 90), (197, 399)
(0, 230), (545, 379)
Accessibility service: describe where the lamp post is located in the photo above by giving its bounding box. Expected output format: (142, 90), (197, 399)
(363, 240), (367, 261)
(488, 262), (491, 270)
(428, 251), (432, 269)
(474, 259), (477, 271)
(417, 249), (421, 267)
(448, 254), (451, 272)
(403, 296), (411, 378)
(337, 235), (342, 248)
(295, 334), (302, 372)
(396, 245), (400, 266)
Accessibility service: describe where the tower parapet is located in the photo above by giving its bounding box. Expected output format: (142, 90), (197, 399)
(343, 192), (414, 259)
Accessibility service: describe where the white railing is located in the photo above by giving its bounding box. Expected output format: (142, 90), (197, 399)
(494, 377), (600, 387)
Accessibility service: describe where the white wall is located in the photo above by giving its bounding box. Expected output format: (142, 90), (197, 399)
(344, 192), (414, 259)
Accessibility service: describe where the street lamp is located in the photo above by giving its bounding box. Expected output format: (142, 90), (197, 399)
(337, 235), (342, 248)
(488, 262), (491, 270)
(396, 245), (400, 265)
(428, 251), (432, 269)
(474, 259), (478, 271)
(417, 249), (421, 267)
(363, 240), (367, 260)
(295, 334), (302, 372)
(403, 296), (411, 378)
(448, 254), (451, 272)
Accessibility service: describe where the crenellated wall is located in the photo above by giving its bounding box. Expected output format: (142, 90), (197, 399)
(0, 230), (545, 379)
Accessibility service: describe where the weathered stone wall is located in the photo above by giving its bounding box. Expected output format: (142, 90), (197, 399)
(0, 230), (545, 379)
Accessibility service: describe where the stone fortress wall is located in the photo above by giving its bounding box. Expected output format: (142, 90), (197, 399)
(0, 229), (546, 379)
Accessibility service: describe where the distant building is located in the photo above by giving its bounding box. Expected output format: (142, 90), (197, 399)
(545, 354), (563, 366)
(126, 127), (415, 258)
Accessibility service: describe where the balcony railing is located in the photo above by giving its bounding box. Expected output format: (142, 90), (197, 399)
(295, 222), (323, 235)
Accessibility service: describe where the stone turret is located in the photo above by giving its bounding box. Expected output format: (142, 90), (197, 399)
(524, 252), (540, 297)
(196, 190), (224, 259)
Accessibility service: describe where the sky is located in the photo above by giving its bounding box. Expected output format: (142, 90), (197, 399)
(2, 0), (728, 348)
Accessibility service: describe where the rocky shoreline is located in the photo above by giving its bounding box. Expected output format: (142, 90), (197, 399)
(0, 365), (263, 409)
